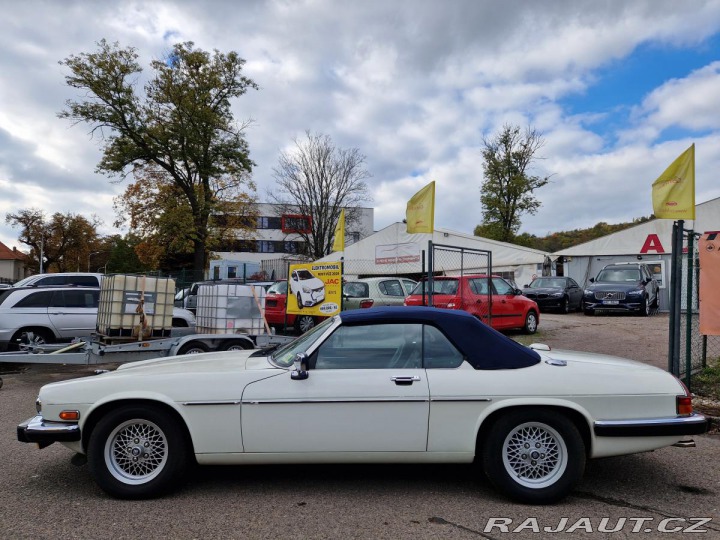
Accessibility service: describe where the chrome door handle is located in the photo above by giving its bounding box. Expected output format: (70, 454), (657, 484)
(391, 375), (421, 385)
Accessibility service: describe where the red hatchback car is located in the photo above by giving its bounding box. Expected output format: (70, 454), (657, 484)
(404, 275), (540, 333)
(264, 280), (322, 333)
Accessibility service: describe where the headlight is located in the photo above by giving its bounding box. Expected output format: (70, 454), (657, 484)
(302, 286), (311, 293)
(35, 397), (42, 414)
(583, 289), (594, 296)
(550, 292), (563, 297)
(626, 289), (644, 296)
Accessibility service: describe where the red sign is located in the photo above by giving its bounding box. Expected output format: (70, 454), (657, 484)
(640, 234), (665, 254)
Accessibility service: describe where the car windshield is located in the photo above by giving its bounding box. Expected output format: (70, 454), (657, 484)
(267, 281), (288, 294)
(12, 276), (36, 287)
(410, 279), (459, 295)
(596, 268), (641, 282)
(268, 317), (335, 368)
(528, 278), (566, 288)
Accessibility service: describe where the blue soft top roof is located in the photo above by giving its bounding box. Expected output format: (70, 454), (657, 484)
(339, 306), (540, 370)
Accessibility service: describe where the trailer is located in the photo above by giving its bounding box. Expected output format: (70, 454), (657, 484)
(0, 330), (295, 368)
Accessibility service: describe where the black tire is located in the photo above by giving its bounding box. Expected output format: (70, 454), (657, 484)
(218, 340), (251, 352)
(583, 305), (594, 316)
(560, 297), (570, 314)
(481, 409), (585, 504)
(639, 296), (650, 317)
(177, 342), (209, 355)
(296, 292), (304, 310)
(294, 315), (316, 334)
(523, 311), (538, 334)
(87, 405), (190, 499)
(11, 327), (55, 350)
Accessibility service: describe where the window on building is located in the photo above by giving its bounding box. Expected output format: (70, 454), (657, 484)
(281, 214), (312, 233)
(228, 266), (237, 278)
(257, 216), (282, 229)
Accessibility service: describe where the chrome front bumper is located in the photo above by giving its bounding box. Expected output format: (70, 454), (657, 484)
(594, 413), (708, 437)
(17, 415), (81, 448)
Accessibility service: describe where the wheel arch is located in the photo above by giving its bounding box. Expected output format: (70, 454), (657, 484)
(81, 398), (195, 458)
(475, 403), (592, 460)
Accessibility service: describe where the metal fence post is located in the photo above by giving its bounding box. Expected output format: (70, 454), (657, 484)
(684, 229), (694, 390)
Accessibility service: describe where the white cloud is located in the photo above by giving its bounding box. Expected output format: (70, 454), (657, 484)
(2, 0), (720, 250)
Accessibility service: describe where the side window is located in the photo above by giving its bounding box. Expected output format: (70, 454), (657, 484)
(36, 276), (65, 286)
(378, 280), (404, 296)
(13, 291), (54, 308)
(402, 280), (416, 295)
(314, 323), (422, 369)
(54, 289), (99, 308)
(72, 276), (100, 287)
(492, 278), (514, 295)
(469, 278), (489, 294)
(568, 278), (579, 288)
(423, 325), (464, 369)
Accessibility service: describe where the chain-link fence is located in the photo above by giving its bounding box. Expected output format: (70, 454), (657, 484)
(674, 230), (720, 391)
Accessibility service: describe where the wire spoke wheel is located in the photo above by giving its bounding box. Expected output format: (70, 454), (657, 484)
(502, 421), (567, 489)
(105, 419), (168, 484)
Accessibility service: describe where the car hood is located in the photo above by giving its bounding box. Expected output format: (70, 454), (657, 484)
(588, 282), (642, 292)
(300, 277), (324, 289)
(114, 349), (276, 374)
(523, 287), (562, 294)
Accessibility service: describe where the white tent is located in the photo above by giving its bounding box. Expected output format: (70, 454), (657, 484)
(554, 196), (720, 310)
(316, 222), (550, 287)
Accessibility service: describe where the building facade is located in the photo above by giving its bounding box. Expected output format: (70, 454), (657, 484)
(210, 203), (374, 280)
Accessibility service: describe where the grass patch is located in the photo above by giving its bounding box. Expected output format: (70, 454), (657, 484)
(692, 358), (720, 401)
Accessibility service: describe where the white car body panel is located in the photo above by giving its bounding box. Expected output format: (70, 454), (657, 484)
(41, 345), (691, 462)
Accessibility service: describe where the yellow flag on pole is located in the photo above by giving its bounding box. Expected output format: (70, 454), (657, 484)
(652, 144), (695, 219)
(332, 209), (345, 252)
(406, 181), (435, 233)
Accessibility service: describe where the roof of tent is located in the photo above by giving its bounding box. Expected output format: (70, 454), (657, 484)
(316, 222), (549, 275)
(554, 196), (720, 257)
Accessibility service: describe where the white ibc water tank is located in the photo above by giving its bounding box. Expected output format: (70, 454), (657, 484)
(195, 283), (267, 334)
(97, 275), (175, 339)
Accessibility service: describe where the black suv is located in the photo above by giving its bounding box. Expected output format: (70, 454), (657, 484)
(582, 263), (659, 316)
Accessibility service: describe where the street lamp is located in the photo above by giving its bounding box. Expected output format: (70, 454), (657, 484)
(88, 251), (103, 272)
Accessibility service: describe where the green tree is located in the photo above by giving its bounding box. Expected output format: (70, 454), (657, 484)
(5, 209), (102, 272)
(269, 131), (372, 259)
(59, 40), (257, 278)
(113, 164), (256, 277)
(476, 124), (549, 242)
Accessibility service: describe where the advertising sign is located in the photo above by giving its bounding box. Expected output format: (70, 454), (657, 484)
(287, 262), (342, 316)
(699, 232), (720, 335)
(375, 243), (421, 265)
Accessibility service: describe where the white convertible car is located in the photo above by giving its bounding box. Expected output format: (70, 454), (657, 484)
(18, 307), (707, 503)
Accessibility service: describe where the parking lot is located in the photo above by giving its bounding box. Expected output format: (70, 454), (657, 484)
(1, 313), (718, 539)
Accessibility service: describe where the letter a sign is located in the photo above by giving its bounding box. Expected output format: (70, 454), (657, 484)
(640, 234), (665, 254)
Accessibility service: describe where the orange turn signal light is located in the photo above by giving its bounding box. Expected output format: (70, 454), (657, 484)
(676, 396), (693, 416)
(59, 410), (80, 421)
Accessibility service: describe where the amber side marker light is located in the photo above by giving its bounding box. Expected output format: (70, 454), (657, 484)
(59, 410), (80, 421)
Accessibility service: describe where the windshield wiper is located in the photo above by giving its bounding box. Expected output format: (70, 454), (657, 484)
(250, 343), (281, 357)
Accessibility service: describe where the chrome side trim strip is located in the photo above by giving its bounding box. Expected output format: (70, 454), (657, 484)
(183, 400), (242, 406)
(430, 397), (492, 402)
(242, 398), (429, 405)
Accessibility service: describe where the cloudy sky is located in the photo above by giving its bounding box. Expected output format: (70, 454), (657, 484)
(1, 0), (720, 250)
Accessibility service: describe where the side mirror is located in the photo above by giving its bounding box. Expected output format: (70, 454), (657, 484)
(514, 288), (523, 295)
(589, 277), (595, 283)
(291, 353), (308, 380)
(523, 284), (529, 288)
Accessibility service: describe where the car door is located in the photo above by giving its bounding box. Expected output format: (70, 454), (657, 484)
(566, 278), (583, 308)
(376, 279), (408, 306)
(490, 277), (524, 329)
(241, 322), (430, 453)
(48, 289), (99, 338)
(342, 281), (370, 310)
(465, 277), (492, 322)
